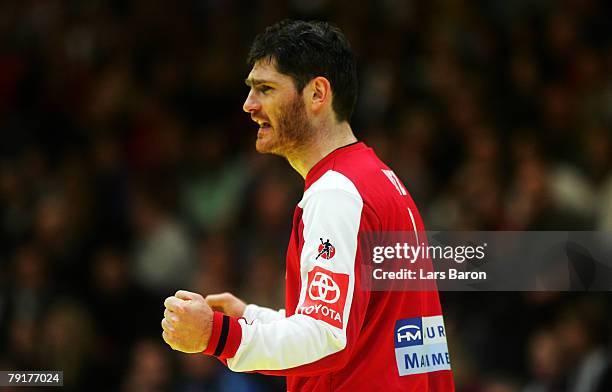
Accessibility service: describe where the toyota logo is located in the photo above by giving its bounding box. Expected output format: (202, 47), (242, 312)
(308, 272), (340, 303)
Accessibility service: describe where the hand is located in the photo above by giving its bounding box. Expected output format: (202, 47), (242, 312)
(205, 292), (247, 317)
(162, 290), (213, 353)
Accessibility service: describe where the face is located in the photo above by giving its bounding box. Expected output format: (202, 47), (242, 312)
(243, 60), (313, 157)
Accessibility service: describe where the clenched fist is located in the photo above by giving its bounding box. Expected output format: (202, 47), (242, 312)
(162, 290), (213, 353)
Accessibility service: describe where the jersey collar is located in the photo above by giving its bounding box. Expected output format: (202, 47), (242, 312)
(304, 141), (365, 190)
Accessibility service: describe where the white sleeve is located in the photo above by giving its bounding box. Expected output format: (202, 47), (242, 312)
(243, 304), (286, 323)
(227, 171), (363, 372)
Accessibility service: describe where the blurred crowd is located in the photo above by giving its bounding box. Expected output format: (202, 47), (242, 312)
(0, 0), (611, 391)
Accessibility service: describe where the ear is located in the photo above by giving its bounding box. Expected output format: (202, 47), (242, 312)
(306, 76), (332, 113)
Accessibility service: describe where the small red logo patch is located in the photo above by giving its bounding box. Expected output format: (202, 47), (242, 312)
(296, 266), (348, 329)
(316, 238), (335, 260)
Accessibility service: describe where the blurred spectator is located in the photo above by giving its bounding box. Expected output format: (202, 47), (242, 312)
(175, 354), (267, 392)
(38, 299), (96, 390)
(130, 186), (194, 295)
(556, 300), (612, 392)
(121, 338), (171, 392)
(524, 329), (565, 392)
(180, 130), (251, 232)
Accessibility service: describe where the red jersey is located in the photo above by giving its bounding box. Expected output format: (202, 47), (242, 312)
(203, 142), (455, 391)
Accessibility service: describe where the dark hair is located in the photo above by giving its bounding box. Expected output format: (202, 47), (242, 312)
(247, 20), (358, 122)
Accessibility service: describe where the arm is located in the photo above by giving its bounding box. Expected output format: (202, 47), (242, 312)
(243, 304), (286, 323)
(203, 177), (370, 375)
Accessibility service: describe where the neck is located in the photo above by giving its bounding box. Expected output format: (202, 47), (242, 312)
(286, 121), (357, 179)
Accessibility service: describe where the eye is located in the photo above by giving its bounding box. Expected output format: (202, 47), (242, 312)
(257, 85), (272, 94)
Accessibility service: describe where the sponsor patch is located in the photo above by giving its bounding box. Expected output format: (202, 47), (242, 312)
(296, 266), (348, 329)
(393, 315), (451, 376)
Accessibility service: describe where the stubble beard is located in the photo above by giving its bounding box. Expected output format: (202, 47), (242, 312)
(256, 94), (313, 159)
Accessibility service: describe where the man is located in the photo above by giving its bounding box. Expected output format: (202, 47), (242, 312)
(162, 20), (455, 391)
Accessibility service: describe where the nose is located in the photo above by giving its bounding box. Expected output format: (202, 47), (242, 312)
(243, 90), (260, 113)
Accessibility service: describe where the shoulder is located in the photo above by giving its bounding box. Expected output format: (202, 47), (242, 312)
(299, 170), (362, 209)
(299, 169), (381, 229)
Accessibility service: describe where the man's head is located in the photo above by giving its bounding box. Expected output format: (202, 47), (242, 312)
(243, 20), (357, 157)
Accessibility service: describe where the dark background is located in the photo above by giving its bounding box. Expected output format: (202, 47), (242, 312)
(1, 0), (611, 391)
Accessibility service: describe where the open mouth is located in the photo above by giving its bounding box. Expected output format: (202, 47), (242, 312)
(259, 121), (271, 130)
